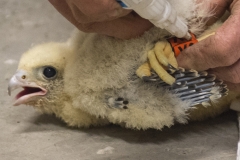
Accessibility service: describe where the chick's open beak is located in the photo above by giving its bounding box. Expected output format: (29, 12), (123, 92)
(8, 70), (47, 106)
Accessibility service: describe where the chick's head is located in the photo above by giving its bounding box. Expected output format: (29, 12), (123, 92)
(8, 42), (71, 114)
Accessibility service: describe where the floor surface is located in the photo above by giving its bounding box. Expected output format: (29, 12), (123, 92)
(0, 1), (239, 159)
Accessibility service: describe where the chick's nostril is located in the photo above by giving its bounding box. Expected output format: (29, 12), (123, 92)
(21, 75), (26, 79)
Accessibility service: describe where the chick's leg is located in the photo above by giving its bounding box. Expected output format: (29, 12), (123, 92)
(136, 62), (151, 78)
(136, 40), (177, 85)
(151, 41), (178, 85)
(153, 40), (178, 70)
(137, 29), (217, 86)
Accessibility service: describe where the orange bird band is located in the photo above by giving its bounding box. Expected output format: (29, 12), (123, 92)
(167, 33), (198, 57)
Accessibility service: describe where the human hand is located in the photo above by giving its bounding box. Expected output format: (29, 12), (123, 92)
(177, 0), (240, 91)
(48, 0), (153, 39)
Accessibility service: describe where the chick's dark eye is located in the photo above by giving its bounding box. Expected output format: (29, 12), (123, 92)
(43, 67), (57, 79)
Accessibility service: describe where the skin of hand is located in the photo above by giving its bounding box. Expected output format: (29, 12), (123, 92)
(48, 0), (153, 39)
(177, 0), (240, 91)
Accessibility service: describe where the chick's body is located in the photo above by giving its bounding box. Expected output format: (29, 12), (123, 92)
(8, 0), (239, 130)
(20, 29), (191, 129)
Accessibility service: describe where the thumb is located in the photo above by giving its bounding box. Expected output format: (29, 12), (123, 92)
(176, 34), (219, 71)
(177, 0), (240, 71)
(177, 14), (240, 71)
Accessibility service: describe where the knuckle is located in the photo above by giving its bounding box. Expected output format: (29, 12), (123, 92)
(70, 6), (92, 24)
(83, 1), (119, 17)
(108, 0), (121, 11)
(74, 17), (91, 24)
(83, 10), (99, 18)
(75, 23), (95, 33)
